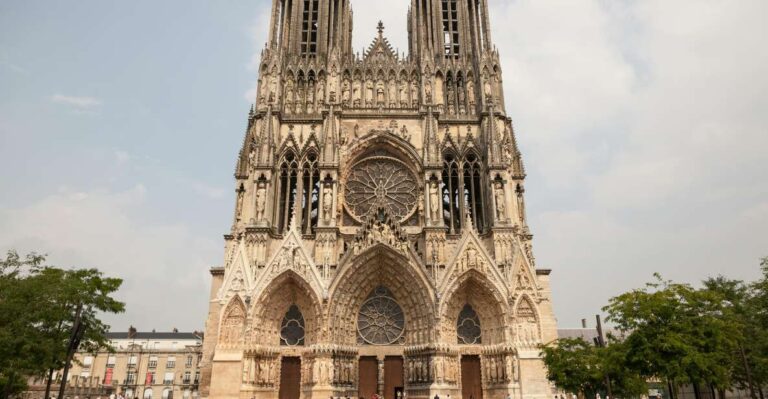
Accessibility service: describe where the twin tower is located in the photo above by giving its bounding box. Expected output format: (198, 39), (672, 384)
(200, 1), (558, 399)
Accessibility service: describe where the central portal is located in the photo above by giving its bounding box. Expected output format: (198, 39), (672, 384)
(359, 356), (379, 398)
(461, 355), (483, 399)
(383, 356), (404, 399)
(278, 357), (301, 399)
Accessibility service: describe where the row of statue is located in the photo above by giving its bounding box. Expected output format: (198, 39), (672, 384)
(406, 355), (459, 384)
(350, 221), (409, 255)
(300, 357), (355, 385)
(515, 320), (541, 345)
(242, 356), (277, 386)
(483, 354), (515, 384)
(258, 72), (487, 115)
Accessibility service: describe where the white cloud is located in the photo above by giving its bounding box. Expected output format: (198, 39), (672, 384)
(486, 0), (768, 325)
(0, 185), (220, 331)
(114, 150), (130, 165)
(49, 94), (103, 109)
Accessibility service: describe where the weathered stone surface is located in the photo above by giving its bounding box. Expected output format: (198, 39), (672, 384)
(202, 1), (557, 398)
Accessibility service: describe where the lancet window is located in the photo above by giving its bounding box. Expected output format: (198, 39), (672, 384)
(442, 151), (485, 233)
(442, 0), (460, 57)
(280, 305), (306, 346)
(277, 151), (299, 233)
(442, 153), (462, 233)
(457, 304), (482, 344)
(301, 152), (320, 234)
(463, 152), (485, 231)
(300, 0), (319, 55)
(277, 150), (321, 234)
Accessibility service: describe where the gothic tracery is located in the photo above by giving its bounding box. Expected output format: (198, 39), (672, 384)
(204, 1), (556, 398)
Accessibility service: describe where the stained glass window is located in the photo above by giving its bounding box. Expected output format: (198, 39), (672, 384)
(457, 304), (481, 344)
(357, 287), (405, 345)
(280, 305), (306, 346)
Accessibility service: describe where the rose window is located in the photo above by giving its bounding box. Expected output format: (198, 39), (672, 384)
(357, 286), (405, 345)
(344, 157), (418, 222)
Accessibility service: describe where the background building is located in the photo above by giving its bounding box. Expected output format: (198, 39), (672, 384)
(200, 0), (558, 399)
(21, 328), (203, 399)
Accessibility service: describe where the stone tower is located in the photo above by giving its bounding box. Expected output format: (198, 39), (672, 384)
(199, 1), (557, 399)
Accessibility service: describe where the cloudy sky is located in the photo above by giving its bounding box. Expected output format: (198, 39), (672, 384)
(1, 0), (766, 332)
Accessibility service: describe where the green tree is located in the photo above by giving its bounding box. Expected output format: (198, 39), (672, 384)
(604, 274), (738, 399)
(747, 257), (768, 399)
(542, 338), (604, 398)
(702, 275), (767, 399)
(541, 337), (646, 399)
(0, 250), (125, 399)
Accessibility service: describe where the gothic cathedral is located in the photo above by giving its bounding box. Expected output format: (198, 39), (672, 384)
(200, 0), (557, 398)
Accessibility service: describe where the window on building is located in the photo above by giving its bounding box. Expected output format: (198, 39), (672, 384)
(146, 372), (156, 385)
(148, 356), (158, 369)
(143, 389), (153, 399)
(128, 355), (138, 368)
(185, 356), (193, 368)
(182, 372), (191, 385)
(163, 372), (174, 385)
(126, 372), (137, 385)
(166, 357), (176, 369)
(441, 0), (460, 57)
(280, 305), (306, 346)
(457, 304), (482, 344)
(183, 390), (191, 399)
(277, 151), (299, 233)
(442, 153), (462, 233)
(463, 152), (485, 231)
(82, 356), (93, 369)
(107, 356), (116, 368)
(125, 388), (134, 399)
(301, 152), (320, 234)
(162, 388), (172, 399)
(193, 372), (199, 384)
(80, 371), (91, 378)
(300, 0), (319, 55)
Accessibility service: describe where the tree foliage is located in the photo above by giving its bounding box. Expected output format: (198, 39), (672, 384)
(0, 250), (125, 399)
(604, 274), (738, 391)
(544, 258), (768, 399)
(541, 337), (646, 398)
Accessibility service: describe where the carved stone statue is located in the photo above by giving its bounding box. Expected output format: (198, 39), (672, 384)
(365, 80), (374, 105)
(494, 181), (505, 221)
(467, 79), (476, 106)
(484, 76), (493, 99)
(235, 188), (244, 220)
(387, 80), (396, 106)
(322, 184), (333, 223)
(429, 180), (440, 222)
(317, 79), (325, 104)
(255, 182), (267, 221)
(342, 80), (350, 104)
(248, 148), (256, 171)
(376, 81), (385, 104)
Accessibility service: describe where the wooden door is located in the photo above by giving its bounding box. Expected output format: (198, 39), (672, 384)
(461, 355), (482, 399)
(358, 357), (378, 399)
(383, 357), (404, 399)
(279, 357), (301, 399)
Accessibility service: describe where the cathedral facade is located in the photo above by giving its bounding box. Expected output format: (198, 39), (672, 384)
(199, 1), (557, 398)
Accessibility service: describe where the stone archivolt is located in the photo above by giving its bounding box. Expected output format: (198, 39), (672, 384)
(202, 1), (557, 398)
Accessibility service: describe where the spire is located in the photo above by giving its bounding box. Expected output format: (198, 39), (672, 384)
(377, 21), (385, 37)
